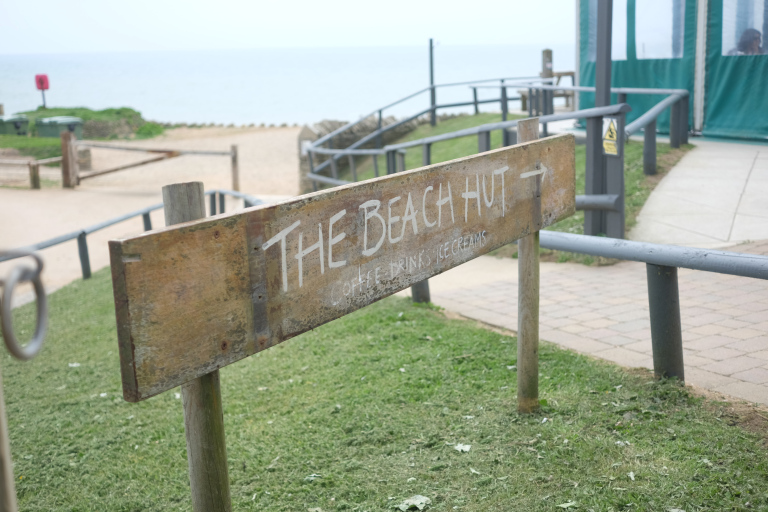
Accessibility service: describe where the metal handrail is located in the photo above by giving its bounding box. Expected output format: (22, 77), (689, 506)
(540, 231), (768, 280)
(308, 104), (632, 161)
(0, 190), (263, 269)
(312, 75), (551, 148)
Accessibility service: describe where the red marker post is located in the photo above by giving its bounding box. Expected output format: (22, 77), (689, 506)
(35, 74), (49, 108)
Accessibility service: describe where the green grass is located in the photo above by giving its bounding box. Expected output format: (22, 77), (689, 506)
(340, 114), (524, 183)
(0, 135), (61, 160)
(0, 108), (165, 161)
(3, 269), (767, 511)
(19, 107), (146, 132)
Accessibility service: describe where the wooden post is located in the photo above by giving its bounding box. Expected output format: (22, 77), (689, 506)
(230, 145), (240, 192)
(517, 118), (540, 414)
(28, 161), (40, 190)
(162, 182), (232, 512)
(60, 132), (79, 188)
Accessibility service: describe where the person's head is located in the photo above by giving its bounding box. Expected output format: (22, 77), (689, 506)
(738, 28), (762, 54)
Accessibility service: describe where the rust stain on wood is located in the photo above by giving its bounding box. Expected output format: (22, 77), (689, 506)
(109, 134), (576, 401)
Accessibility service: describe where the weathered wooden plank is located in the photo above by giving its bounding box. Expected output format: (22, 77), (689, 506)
(110, 134), (576, 401)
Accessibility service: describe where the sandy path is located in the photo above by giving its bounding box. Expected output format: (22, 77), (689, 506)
(0, 126), (300, 304)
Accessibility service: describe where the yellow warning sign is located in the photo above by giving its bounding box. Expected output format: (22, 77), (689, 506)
(602, 119), (619, 155)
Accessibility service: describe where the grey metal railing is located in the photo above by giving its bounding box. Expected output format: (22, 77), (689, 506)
(0, 189), (265, 280)
(539, 231), (768, 381)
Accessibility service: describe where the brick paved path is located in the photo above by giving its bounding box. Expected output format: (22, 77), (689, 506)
(419, 240), (768, 405)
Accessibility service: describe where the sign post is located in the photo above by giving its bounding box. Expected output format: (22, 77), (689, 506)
(109, 131), (575, 506)
(161, 182), (231, 512)
(516, 118), (542, 413)
(34, 75), (49, 109)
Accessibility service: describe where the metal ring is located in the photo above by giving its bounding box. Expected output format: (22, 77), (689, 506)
(0, 254), (47, 361)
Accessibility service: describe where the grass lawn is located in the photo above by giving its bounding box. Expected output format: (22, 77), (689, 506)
(0, 107), (164, 162)
(3, 269), (767, 511)
(326, 113), (693, 263)
(0, 135), (62, 161)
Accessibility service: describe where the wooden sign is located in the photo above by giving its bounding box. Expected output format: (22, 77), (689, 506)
(110, 134), (575, 402)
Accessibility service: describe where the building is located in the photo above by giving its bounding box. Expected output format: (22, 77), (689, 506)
(576, 0), (768, 140)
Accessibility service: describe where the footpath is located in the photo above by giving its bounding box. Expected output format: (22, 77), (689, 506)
(420, 137), (768, 405)
(0, 126), (299, 299)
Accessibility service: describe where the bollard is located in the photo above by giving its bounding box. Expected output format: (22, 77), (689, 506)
(162, 182), (232, 512)
(60, 132), (79, 188)
(643, 119), (657, 175)
(77, 232), (92, 280)
(646, 264), (685, 381)
(28, 162), (40, 190)
(142, 212), (153, 231)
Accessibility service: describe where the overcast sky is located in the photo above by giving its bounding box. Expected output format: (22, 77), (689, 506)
(0, 0), (577, 54)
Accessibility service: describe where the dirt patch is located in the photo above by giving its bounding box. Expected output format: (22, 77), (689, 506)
(688, 385), (768, 448)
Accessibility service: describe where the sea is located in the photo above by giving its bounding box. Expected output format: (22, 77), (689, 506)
(0, 44), (574, 126)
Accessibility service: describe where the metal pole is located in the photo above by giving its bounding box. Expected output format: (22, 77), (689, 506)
(643, 119), (657, 175)
(605, 112), (625, 239)
(230, 145), (239, 192)
(386, 150), (395, 174)
(0, 364), (18, 512)
(218, 192), (226, 214)
(680, 95), (689, 144)
(330, 157), (339, 179)
(373, 154), (380, 177)
(541, 49), (553, 135)
(646, 264), (685, 381)
(617, 93), (627, 105)
(411, 142), (432, 303)
(377, 110), (383, 149)
(472, 87), (479, 115)
(163, 182), (231, 512)
(348, 154), (357, 182)
(209, 192), (217, 217)
(670, 99), (681, 148)
(429, 38), (436, 126)
(77, 232), (91, 279)
(501, 80), (508, 122)
(478, 130), (491, 153)
(527, 88), (533, 117)
(396, 151), (406, 173)
(142, 212), (153, 231)
(585, 0), (613, 236)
